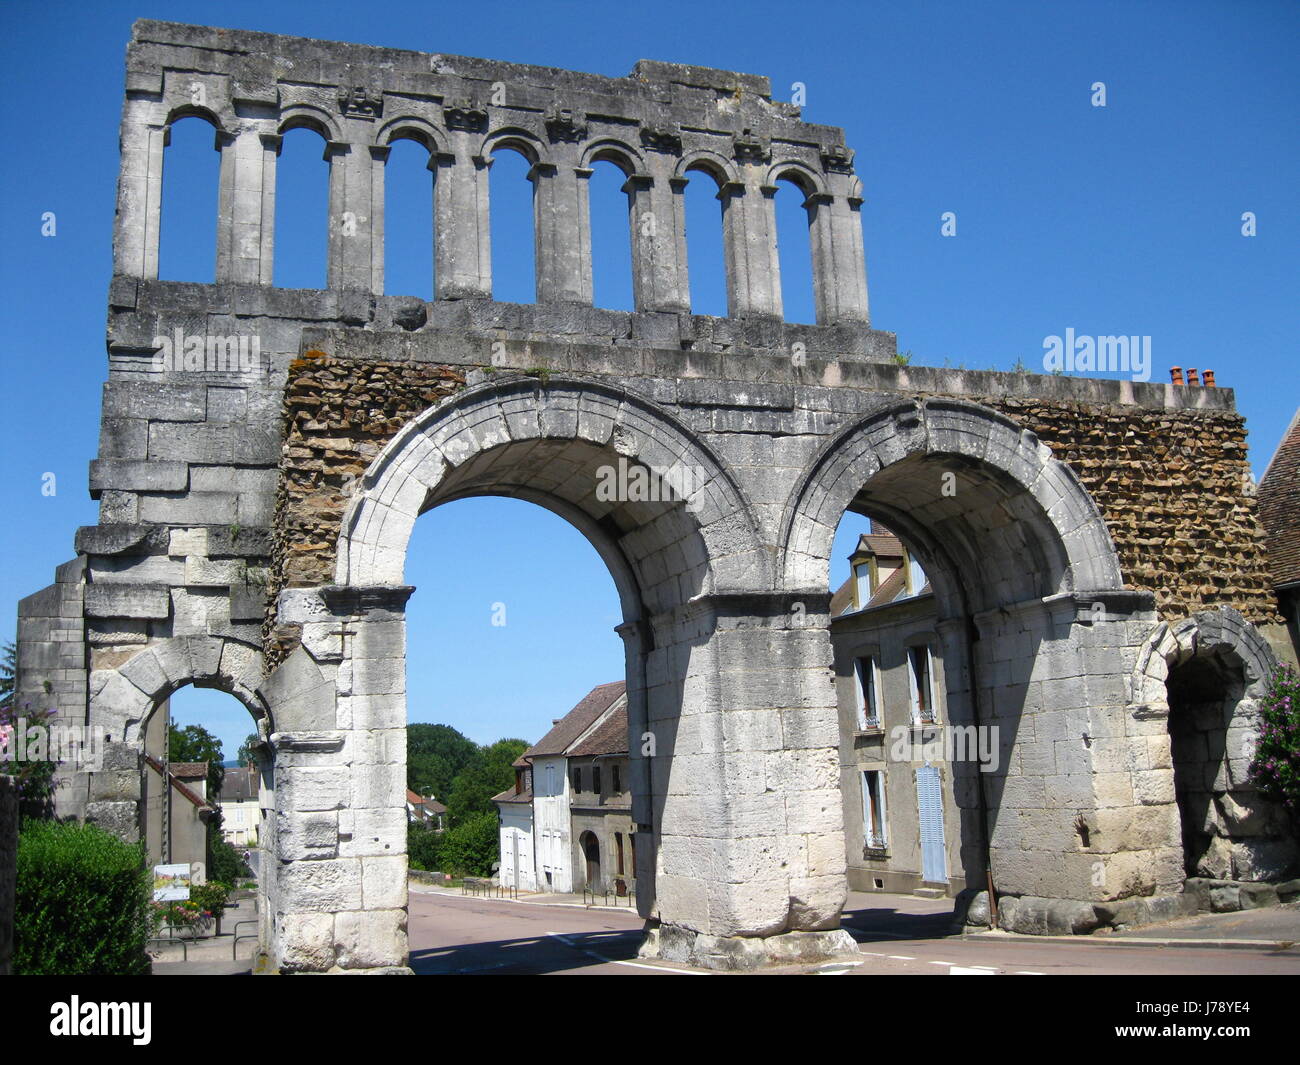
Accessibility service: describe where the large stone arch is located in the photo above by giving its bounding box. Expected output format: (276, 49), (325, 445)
(335, 375), (769, 606)
(780, 397), (1124, 606)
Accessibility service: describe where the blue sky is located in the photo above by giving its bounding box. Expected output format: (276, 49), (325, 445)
(2, 0), (1296, 762)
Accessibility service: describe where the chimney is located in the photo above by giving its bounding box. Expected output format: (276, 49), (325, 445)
(1203, 369), (1216, 387)
(1170, 366), (1184, 385)
(1187, 368), (1200, 386)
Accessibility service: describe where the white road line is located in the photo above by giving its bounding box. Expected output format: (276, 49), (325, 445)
(949, 965), (994, 975)
(1015, 970), (1045, 975)
(888, 955), (915, 960)
(546, 931), (706, 975)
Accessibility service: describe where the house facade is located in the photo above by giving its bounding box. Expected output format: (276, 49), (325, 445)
(220, 764), (262, 847)
(1257, 408), (1300, 667)
(831, 527), (965, 897)
(494, 682), (634, 895)
(141, 700), (212, 881)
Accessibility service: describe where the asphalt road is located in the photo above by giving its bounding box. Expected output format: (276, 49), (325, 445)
(409, 887), (1300, 976)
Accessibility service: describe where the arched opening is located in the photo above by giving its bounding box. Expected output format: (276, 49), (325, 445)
(141, 683), (267, 963)
(773, 174), (816, 324)
(488, 145), (536, 303)
(1164, 643), (1295, 883)
(681, 165), (728, 316)
(384, 136), (436, 299)
(579, 830), (602, 892)
(588, 157), (634, 311)
(159, 115), (220, 282)
(274, 125), (330, 289)
(786, 400), (1130, 918)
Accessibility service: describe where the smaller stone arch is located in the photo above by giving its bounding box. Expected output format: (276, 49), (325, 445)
(581, 138), (645, 175)
(1131, 607), (1278, 713)
(378, 116), (450, 158)
(765, 160), (828, 200)
(278, 105), (342, 144)
(92, 634), (267, 748)
(162, 104), (228, 142)
(675, 149), (740, 188)
(481, 127), (549, 167)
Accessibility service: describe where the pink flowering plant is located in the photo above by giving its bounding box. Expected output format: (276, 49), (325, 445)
(1248, 663), (1300, 816)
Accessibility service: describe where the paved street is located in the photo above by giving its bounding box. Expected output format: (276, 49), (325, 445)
(409, 887), (1300, 976)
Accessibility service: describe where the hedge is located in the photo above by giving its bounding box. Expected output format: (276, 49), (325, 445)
(14, 819), (153, 975)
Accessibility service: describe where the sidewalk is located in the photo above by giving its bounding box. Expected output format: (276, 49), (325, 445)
(150, 893), (261, 975)
(410, 880), (641, 913)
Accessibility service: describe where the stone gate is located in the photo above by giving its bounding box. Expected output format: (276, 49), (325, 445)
(15, 20), (1290, 971)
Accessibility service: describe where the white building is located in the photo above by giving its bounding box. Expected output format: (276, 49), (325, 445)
(493, 681), (631, 894)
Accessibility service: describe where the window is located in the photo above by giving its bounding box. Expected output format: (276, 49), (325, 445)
(593, 766), (602, 796)
(909, 645), (937, 724)
(546, 764), (556, 796)
(612, 764), (621, 793)
(854, 655), (880, 730)
(862, 770), (887, 850)
(615, 832), (625, 875)
(854, 562), (872, 609)
(572, 767), (582, 793)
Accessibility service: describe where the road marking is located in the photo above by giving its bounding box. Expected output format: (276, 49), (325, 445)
(949, 965), (994, 975)
(1015, 970), (1045, 975)
(546, 931), (706, 975)
(888, 955), (915, 960)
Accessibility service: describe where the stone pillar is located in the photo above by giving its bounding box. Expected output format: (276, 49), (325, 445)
(808, 168), (869, 325)
(326, 132), (383, 295)
(638, 593), (857, 970)
(628, 160), (690, 314)
(532, 161), (593, 304)
(113, 102), (166, 279)
(216, 125), (278, 284)
(435, 125), (492, 300)
(271, 585), (412, 973)
(720, 180), (782, 320)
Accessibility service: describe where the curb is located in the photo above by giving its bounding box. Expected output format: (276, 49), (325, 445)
(409, 885), (641, 914)
(963, 928), (1298, 952)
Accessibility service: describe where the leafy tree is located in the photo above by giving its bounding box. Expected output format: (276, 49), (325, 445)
(446, 738), (527, 827)
(236, 733), (260, 767)
(436, 811), (501, 877)
(1, 640), (57, 819)
(208, 831), (252, 884)
(407, 723), (478, 799)
(1249, 663), (1300, 819)
(168, 722), (224, 797)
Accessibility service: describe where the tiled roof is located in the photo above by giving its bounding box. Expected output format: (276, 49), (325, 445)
(170, 762), (208, 779)
(143, 755), (212, 811)
(491, 786), (533, 804)
(1258, 408), (1300, 588)
(853, 533), (904, 559)
(219, 765), (258, 801)
(522, 681), (626, 758)
(569, 703), (629, 757)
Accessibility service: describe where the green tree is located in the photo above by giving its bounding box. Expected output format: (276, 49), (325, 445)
(236, 733), (260, 767)
(168, 722), (224, 797)
(407, 723), (478, 799)
(446, 738), (527, 827)
(1, 640), (57, 819)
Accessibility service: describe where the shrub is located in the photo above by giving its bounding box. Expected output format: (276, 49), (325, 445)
(436, 811), (499, 877)
(190, 881), (230, 915)
(14, 819), (153, 975)
(1249, 663), (1300, 814)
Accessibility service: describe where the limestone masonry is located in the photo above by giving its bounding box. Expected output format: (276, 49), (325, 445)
(14, 20), (1294, 972)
